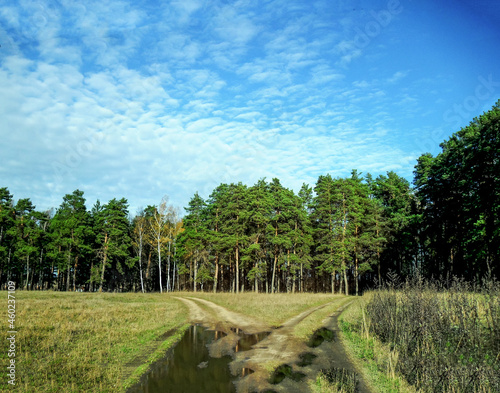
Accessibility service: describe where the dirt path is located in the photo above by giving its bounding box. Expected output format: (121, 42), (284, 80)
(232, 298), (348, 393)
(174, 297), (211, 324)
(314, 300), (372, 393)
(187, 297), (270, 334)
(176, 296), (373, 393)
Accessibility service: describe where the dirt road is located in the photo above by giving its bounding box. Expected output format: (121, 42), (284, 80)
(176, 296), (372, 393)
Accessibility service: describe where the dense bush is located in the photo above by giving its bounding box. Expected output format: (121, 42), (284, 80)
(366, 276), (500, 392)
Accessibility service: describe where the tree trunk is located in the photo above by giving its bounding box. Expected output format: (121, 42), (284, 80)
(73, 255), (78, 292)
(29, 258), (35, 290)
(300, 263), (303, 292)
(167, 240), (171, 292)
(99, 234), (109, 292)
(99, 252), (107, 292)
(376, 221), (381, 286)
(271, 253), (277, 294)
(174, 241), (178, 292)
(146, 251), (151, 279)
(139, 245), (144, 293)
(38, 248), (44, 290)
(220, 260), (224, 292)
(343, 268), (348, 295)
(48, 260), (54, 290)
(25, 255), (30, 290)
(193, 251), (198, 292)
(157, 239), (162, 293)
(214, 253), (219, 293)
(355, 255), (359, 296)
(7, 248), (12, 282)
(66, 250), (71, 291)
(377, 253), (381, 286)
(342, 192), (348, 295)
(235, 245), (239, 294)
(89, 261), (93, 292)
(254, 262), (258, 293)
(355, 226), (359, 296)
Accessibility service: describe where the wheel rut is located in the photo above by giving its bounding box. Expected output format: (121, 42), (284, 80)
(175, 296), (373, 393)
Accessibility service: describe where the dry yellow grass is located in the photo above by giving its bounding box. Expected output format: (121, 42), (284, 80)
(2, 291), (352, 393)
(0, 291), (188, 393)
(293, 296), (351, 340)
(187, 291), (341, 327)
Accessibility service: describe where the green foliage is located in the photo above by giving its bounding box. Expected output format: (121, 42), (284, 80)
(414, 100), (500, 279)
(93, 198), (132, 291)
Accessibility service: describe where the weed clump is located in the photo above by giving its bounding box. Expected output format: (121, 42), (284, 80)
(365, 276), (500, 392)
(317, 367), (358, 393)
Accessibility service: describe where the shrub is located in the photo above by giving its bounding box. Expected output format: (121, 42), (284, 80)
(365, 276), (500, 392)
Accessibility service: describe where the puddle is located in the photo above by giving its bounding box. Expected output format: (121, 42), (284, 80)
(269, 364), (306, 384)
(241, 367), (254, 377)
(297, 352), (317, 367)
(128, 325), (268, 393)
(307, 327), (335, 348)
(236, 331), (269, 352)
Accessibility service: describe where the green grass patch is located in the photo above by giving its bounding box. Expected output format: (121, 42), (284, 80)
(338, 299), (416, 393)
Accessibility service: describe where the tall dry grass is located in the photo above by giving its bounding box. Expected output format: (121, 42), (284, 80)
(365, 276), (500, 392)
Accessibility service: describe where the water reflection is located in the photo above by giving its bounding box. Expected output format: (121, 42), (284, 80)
(128, 325), (236, 393)
(128, 326), (269, 393)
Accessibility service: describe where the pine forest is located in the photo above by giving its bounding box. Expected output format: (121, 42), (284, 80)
(2, 101), (499, 293)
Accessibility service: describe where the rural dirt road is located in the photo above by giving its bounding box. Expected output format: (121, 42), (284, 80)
(175, 296), (373, 393)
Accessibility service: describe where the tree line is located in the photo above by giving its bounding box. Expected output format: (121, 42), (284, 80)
(1, 100), (498, 293)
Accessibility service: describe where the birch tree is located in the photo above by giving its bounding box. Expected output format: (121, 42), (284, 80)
(132, 210), (147, 293)
(149, 197), (169, 293)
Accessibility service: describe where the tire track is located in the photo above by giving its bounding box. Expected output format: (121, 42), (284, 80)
(187, 297), (270, 334)
(175, 296), (371, 393)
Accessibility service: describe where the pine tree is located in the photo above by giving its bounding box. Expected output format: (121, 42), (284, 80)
(12, 199), (38, 290)
(179, 192), (208, 292)
(268, 179), (293, 293)
(0, 188), (15, 284)
(93, 198), (131, 292)
(219, 183), (249, 293)
(51, 190), (93, 291)
(243, 179), (272, 293)
(206, 184), (231, 292)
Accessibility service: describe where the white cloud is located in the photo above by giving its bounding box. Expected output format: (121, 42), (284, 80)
(387, 70), (409, 83)
(3, 0), (482, 212)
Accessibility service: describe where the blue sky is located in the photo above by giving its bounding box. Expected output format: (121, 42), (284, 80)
(1, 0), (499, 214)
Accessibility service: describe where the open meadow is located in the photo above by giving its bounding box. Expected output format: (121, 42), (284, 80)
(3, 282), (499, 393)
(1, 291), (345, 393)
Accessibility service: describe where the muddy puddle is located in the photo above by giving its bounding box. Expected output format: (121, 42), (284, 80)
(128, 325), (269, 393)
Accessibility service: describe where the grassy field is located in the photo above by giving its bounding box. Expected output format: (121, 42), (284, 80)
(5, 286), (497, 393)
(1, 291), (345, 393)
(1, 291), (188, 393)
